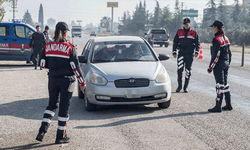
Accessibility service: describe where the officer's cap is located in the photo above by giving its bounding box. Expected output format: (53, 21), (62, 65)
(56, 22), (70, 31)
(183, 18), (190, 25)
(209, 20), (224, 28)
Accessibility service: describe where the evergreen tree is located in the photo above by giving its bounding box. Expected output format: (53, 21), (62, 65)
(231, 0), (241, 23)
(22, 10), (35, 27)
(131, 1), (146, 34)
(144, 0), (148, 25)
(239, 0), (248, 25)
(160, 6), (172, 33)
(38, 4), (44, 29)
(217, 0), (227, 25)
(171, 0), (182, 33)
(119, 11), (128, 35)
(153, 0), (162, 28)
(247, 0), (250, 24)
(201, 0), (217, 28)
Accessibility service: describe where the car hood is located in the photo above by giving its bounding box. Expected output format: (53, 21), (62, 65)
(89, 61), (164, 81)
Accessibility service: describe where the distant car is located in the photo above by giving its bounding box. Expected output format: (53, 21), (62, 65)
(89, 32), (96, 38)
(0, 22), (36, 63)
(78, 36), (171, 111)
(144, 28), (169, 47)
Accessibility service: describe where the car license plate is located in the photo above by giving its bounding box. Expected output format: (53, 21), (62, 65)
(124, 89), (141, 98)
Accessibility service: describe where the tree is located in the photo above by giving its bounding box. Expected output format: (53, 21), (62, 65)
(160, 6), (172, 33)
(0, 0), (8, 22)
(247, 0), (250, 24)
(119, 11), (132, 35)
(231, 0), (241, 23)
(153, 0), (162, 28)
(201, 0), (217, 28)
(22, 10), (35, 27)
(217, 0), (228, 25)
(171, 0), (182, 34)
(239, 0), (248, 25)
(38, 4), (44, 29)
(131, 1), (146, 34)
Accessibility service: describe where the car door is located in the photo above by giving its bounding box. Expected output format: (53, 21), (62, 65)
(0, 25), (10, 60)
(8, 25), (34, 61)
(80, 40), (92, 76)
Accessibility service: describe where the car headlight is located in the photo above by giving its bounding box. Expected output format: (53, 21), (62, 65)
(90, 72), (108, 85)
(155, 68), (169, 83)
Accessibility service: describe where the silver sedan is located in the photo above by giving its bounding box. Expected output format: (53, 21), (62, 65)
(78, 36), (171, 111)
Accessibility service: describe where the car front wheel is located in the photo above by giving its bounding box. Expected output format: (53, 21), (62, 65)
(158, 99), (171, 108)
(84, 90), (97, 111)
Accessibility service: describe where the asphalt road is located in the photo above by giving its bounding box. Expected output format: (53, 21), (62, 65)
(0, 34), (250, 150)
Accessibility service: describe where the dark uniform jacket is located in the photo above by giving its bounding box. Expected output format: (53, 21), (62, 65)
(29, 32), (45, 48)
(40, 38), (85, 86)
(173, 28), (200, 56)
(43, 30), (50, 43)
(208, 31), (231, 72)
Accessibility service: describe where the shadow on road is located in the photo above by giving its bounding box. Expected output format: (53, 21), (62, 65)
(0, 96), (161, 121)
(0, 63), (34, 71)
(74, 111), (210, 129)
(1, 143), (55, 150)
(1, 143), (54, 150)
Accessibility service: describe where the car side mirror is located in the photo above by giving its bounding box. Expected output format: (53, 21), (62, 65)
(158, 54), (169, 61)
(78, 55), (87, 63)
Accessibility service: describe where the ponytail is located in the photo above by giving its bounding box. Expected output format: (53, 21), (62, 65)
(53, 30), (66, 42)
(218, 26), (226, 39)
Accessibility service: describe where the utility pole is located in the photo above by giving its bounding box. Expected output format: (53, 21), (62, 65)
(10, 0), (18, 19)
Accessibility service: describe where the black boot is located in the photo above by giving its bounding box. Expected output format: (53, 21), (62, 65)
(36, 130), (45, 142)
(183, 79), (189, 93)
(176, 80), (182, 93)
(55, 135), (70, 144)
(208, 101), (222, 113)
(222, 99), (233, 110)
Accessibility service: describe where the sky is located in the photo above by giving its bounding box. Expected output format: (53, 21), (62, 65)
(3, 0), (237, 27)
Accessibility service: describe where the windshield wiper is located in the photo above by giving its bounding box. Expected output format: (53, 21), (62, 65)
(93, 59), (111, 63)
(112, 58), (144, 62)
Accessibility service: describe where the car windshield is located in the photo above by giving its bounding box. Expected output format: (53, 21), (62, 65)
(91, 41), (156, 63)
(72, 29), (81, 32)
(151, 30), (166, 34)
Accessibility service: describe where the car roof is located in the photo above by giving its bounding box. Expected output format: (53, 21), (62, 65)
(151, 28), (165, 31)
(93, 36), (144, 43)
(0, 22), (36, 31)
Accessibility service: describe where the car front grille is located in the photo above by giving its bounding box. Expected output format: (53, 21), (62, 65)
(114, 78), (149, 88)
(96, 93), (168, 102)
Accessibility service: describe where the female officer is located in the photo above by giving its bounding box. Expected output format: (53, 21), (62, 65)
(36, 22), (86, 144)
(207, 20), (232, 113)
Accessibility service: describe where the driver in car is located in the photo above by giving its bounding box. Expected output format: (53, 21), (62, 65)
(127, 45), (142, 59)
(94, 47), (112, 62)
